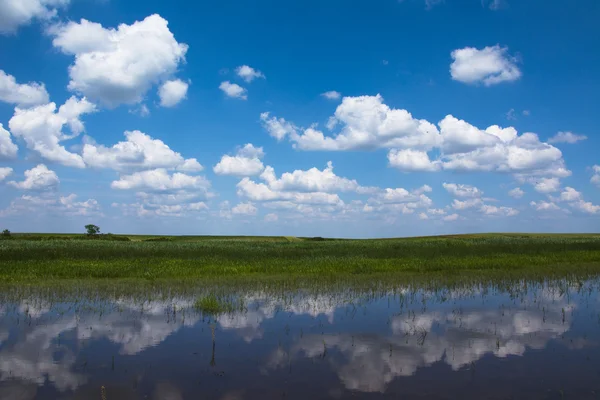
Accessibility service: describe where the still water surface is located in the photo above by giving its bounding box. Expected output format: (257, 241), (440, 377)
(1, 280), (600, 399)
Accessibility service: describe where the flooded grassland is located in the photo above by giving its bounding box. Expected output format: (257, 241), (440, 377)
(1, 277), (600, 399)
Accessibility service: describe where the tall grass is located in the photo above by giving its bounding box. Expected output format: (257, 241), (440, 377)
(0, 234), (599, 282)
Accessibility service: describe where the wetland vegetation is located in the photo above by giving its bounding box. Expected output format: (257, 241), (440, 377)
(1, 232), (599, 284)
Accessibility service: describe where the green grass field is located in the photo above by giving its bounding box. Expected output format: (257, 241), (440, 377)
(1, 233), (600, 283)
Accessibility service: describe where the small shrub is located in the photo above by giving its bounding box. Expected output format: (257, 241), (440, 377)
(143, 237), (173, 242)
(306, 237), (327, 241)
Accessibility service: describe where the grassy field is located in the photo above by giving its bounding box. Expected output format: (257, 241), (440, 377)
(1, 233), (600, 283)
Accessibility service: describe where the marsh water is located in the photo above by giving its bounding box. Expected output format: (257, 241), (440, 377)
(1, 279), (600, 399)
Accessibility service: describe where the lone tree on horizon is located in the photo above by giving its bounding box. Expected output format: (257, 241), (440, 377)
(85, 224), (100, 236)
(2, 229), (10, 237)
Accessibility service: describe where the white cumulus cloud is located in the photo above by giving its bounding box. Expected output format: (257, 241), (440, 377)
(158, 79), (189, 107)
(260, 112), (298, 141)
(232, 202), (257, 216)
(260, 162), (375, 194)
(0, 123), (18, 159)
(570, 200), (600, 215)
(213, 144), (265, 177)
(219, 81), (247, 100)
(271, 95), (440, 151)
(387, 149), (440, 172)
(479, 204), (519, 216)
(8, 164), (59, 190)
(532, 177), (560, 193)
(452, 198), (483, 210)
(0, 167), (13, 181)
(9, 96), (96, 168)
(450, 45), (521, 86)
(50, 14), (188, 107)
(0, 0), (69, 34)
(530, 201), (560, 212)
(111, 169), (210, 193)
(0, 70), (49, 107)
(443, 213), (459, 221)
(261, 95), (568, 180)
(237, 178), (343, 205)
(321, 91), (341, 100)
(82, 130), (202, 172)
(547, 131), (587, 144)
(442, 183), (483, 198)
(235, 65), (265, 83)
(558, 187), (582, 202)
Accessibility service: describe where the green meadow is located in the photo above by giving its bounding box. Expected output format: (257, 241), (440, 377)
(1, 233), (600, 284)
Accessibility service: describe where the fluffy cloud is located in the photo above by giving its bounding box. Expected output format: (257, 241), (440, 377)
(50, 14), (188, 107)
(9, 96), (96, 168)
(111, 169), (210, 193)
(7, 164), (59, 190)
(321, 91), (341, 100)
(58, 194), (101, 216)
(570, 200), (600, 215)
(439, 115), (514, 154)
(82, 130), (202, 172)
(558, 187), (582, 202)
(213, 144), (265, 177)
(267, 95), (440, 151)
(443, 136), (565, 177)
(260, 162), (375, 194)
(262, 95), (568, 179)
(158, 79), (189, 107)
(548, 131), (587, 144)
(0, 0), (69, 34)
(452, 198), (483, 210)
(0, 167), (13, 181)
(0, 70), (49, 107)
(532, 177), (560, 193)
(442, 183), (483, 198)
(260, 112), (298, 141)
(450, 45), (521, 86)
(387, 149), (440, 172)
(0, 123), (18, 159)
(439, 124), (566, 177)
(364, 185), (434, 216)
(237, 178), (343, 205)
(443, 213), (459, 221)
(530, 200), (560, 212)
(235, 65), (265, 83)
(219, 81), (247, 100)
(479, 204), (519, 216)
(232, 202), (257, 216)
(592, 166), (600, 186)
(547, 186), (600, 215)
(508, 187), (524, 198)
(371, 185), (432, 203)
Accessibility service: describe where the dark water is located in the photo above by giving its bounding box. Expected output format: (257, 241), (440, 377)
(1, 280), (600, 399)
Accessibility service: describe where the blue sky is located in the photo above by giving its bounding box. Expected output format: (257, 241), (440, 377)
(0, 0), (598, 237)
